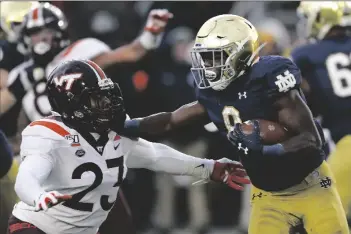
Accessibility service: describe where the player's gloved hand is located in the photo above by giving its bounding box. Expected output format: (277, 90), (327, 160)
(211, 158), (250, 190)
(139, 9), (173, 50)
(193, 158), (250, 191)
(227, 120), (263, 156)
(34, 191), (72, 211)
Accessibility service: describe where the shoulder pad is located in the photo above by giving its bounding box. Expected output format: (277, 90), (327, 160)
(290, 44), (315, 75)
(22, 118), (73, 141)
(256, 56), (302, 98)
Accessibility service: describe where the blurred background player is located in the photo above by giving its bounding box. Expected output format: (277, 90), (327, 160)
(0, 2), (39, 232)
(291, 1), (351, 225)
(0, 3), (173, 121)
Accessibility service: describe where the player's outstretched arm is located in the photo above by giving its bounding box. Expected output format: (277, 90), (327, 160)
(93, 9), (173, 69)
(125, 138), (250, 190)
(122, 101), (209, 137)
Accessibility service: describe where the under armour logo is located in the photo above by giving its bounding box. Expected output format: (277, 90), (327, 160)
(237, 143), (248, 155)
(320, 177), (332, 188)
(238, 92), (247, 99)
(252, 192), (264, 200)
(275, 70), (296, 93)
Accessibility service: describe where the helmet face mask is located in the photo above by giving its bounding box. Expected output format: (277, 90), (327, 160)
(72, 85), (125, 133)
(191, 45), (236, 91)
(190, 14), (259, 91)
(47, 60), (126, 134)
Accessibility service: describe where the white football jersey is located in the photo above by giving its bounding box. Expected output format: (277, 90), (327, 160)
(7, 38), (110, 122)
(12, 116), (134, 234)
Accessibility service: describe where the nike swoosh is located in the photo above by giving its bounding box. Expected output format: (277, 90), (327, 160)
(114, 143), (120, 150)
(195, 164), (205, 169)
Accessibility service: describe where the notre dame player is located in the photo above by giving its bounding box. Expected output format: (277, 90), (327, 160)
(291, 1), (351, 221)
(123, 14), (349, 233)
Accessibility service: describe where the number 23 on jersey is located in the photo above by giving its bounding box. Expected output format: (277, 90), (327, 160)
(222, 106), (242, 132)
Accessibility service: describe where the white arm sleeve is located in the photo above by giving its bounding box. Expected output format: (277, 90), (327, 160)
(14, 154), (53, 206)
(126, 138), (214, 179)
(15, 134), (56, 206)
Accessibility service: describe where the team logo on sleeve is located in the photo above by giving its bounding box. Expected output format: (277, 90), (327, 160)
(275, 70), (296, 93)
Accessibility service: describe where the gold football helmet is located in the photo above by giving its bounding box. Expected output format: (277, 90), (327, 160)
(297, 1), (344, 40)
(338, 1), (351, 27)
(0, 1), (39, 41)
(190, 14), (260, 91)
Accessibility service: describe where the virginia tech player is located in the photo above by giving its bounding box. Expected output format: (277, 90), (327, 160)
(7, 59), (249, 234)
(123, 14), (349, 233)
(0, 3), (173, 234)
(291, 1), (351, 222)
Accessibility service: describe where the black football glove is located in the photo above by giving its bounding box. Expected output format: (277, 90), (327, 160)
(227, 120), (263, 157)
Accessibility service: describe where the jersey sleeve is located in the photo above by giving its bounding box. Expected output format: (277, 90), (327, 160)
(0, 41), (25, 71)
(20, 123), (62, 164)
(7, 60), (34, 101)
(20, 135), (56, 164)
(265, 56), (302, 99)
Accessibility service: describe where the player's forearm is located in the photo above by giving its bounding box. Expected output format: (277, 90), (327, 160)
(263, 132), (320, 157)
(123, 112), (174, 138)
(127, 139), (214, 179)
(123, 101), (208, 137)
(14, 155), (52, 206)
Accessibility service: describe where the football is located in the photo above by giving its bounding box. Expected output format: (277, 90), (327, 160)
(240, 119), (290, 145)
